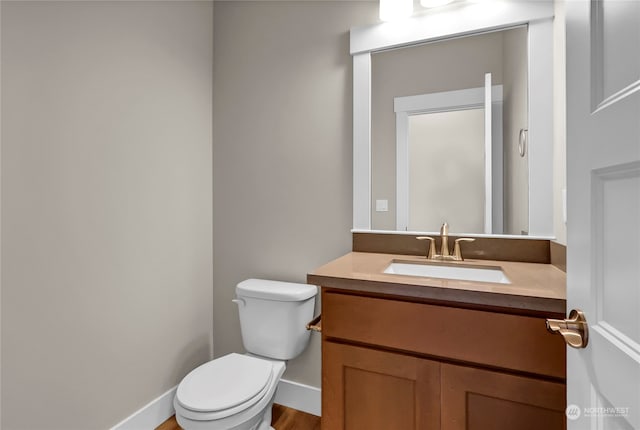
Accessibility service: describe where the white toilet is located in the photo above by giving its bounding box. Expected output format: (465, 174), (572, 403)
(174, 279), (318, 430)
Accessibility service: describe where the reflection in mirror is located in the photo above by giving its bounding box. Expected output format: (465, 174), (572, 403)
(371, 26), (529, 235)
(395, 80), (504, 234)
(408, 108), (486, 233)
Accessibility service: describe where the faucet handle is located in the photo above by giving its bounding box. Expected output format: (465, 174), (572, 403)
(453, 238), (475, 261)
(416, 236), (436, 259)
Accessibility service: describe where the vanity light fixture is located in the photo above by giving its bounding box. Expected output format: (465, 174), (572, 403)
(379, 0), (413, 22)
(420, 0), (456, 8)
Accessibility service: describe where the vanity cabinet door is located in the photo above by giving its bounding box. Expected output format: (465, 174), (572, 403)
(441, 363), (566, 430)
(322, 341), (441, 430)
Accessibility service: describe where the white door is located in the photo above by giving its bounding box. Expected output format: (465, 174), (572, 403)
(565, 0), (640, 429)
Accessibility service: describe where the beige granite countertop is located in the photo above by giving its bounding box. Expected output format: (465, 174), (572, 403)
(308, 252), (566, 316)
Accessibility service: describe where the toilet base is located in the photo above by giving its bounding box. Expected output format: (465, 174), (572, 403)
(176, 397), (274, 430)
(256, 404), (273, 430)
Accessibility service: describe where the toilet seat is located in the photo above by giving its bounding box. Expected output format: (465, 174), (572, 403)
(175, 353), (275, 420)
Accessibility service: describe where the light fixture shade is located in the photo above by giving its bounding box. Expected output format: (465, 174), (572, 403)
(420, 0), (455, 8)
(379, 0), (413, 22)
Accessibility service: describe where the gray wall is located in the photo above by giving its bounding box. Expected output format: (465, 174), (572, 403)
(212, 1), (378, 387)
(1, 2), (213, 428)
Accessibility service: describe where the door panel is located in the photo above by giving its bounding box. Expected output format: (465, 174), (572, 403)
(344, 366), (416, 430)
(322, 341), (440, 430)
(440, 363), (566, 430)
(591, 0), (640, 108)
(594, 163), (640, 345)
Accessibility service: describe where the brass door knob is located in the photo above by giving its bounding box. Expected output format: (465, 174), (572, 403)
(546, 309), (589, 349)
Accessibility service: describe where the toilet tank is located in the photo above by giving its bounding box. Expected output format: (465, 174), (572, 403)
(235, 279), (318, 360)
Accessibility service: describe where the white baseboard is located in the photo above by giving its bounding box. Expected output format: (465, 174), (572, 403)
(274, 379), (321, 417)
(110, 385), (177, 430)
(110, 378), (321, 429)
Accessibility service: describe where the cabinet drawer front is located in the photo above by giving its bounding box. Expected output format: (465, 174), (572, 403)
(322, 291), (565, 379)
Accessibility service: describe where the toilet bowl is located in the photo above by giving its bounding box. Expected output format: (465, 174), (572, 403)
(174, 354), (286, 430)
(174, 279), (317, 430)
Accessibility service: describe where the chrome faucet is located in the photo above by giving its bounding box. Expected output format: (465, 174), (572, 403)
(417, 223), (475, 261)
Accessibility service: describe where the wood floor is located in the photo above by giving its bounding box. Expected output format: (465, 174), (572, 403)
(156, 404), (321, 430)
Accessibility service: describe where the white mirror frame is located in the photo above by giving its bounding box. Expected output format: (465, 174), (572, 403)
(351, 1), (554, 236)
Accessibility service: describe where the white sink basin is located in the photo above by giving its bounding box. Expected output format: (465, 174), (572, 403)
(383, 261), (511, 284)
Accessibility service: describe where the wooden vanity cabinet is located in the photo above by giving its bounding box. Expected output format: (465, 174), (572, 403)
(321, 289), (567, 430)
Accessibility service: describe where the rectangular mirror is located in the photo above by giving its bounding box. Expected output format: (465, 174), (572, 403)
(372, 27), (528, 234)
(351, 1), (555, 237)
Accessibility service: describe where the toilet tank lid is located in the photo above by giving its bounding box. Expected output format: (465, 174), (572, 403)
(236, 279), (317, 301)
